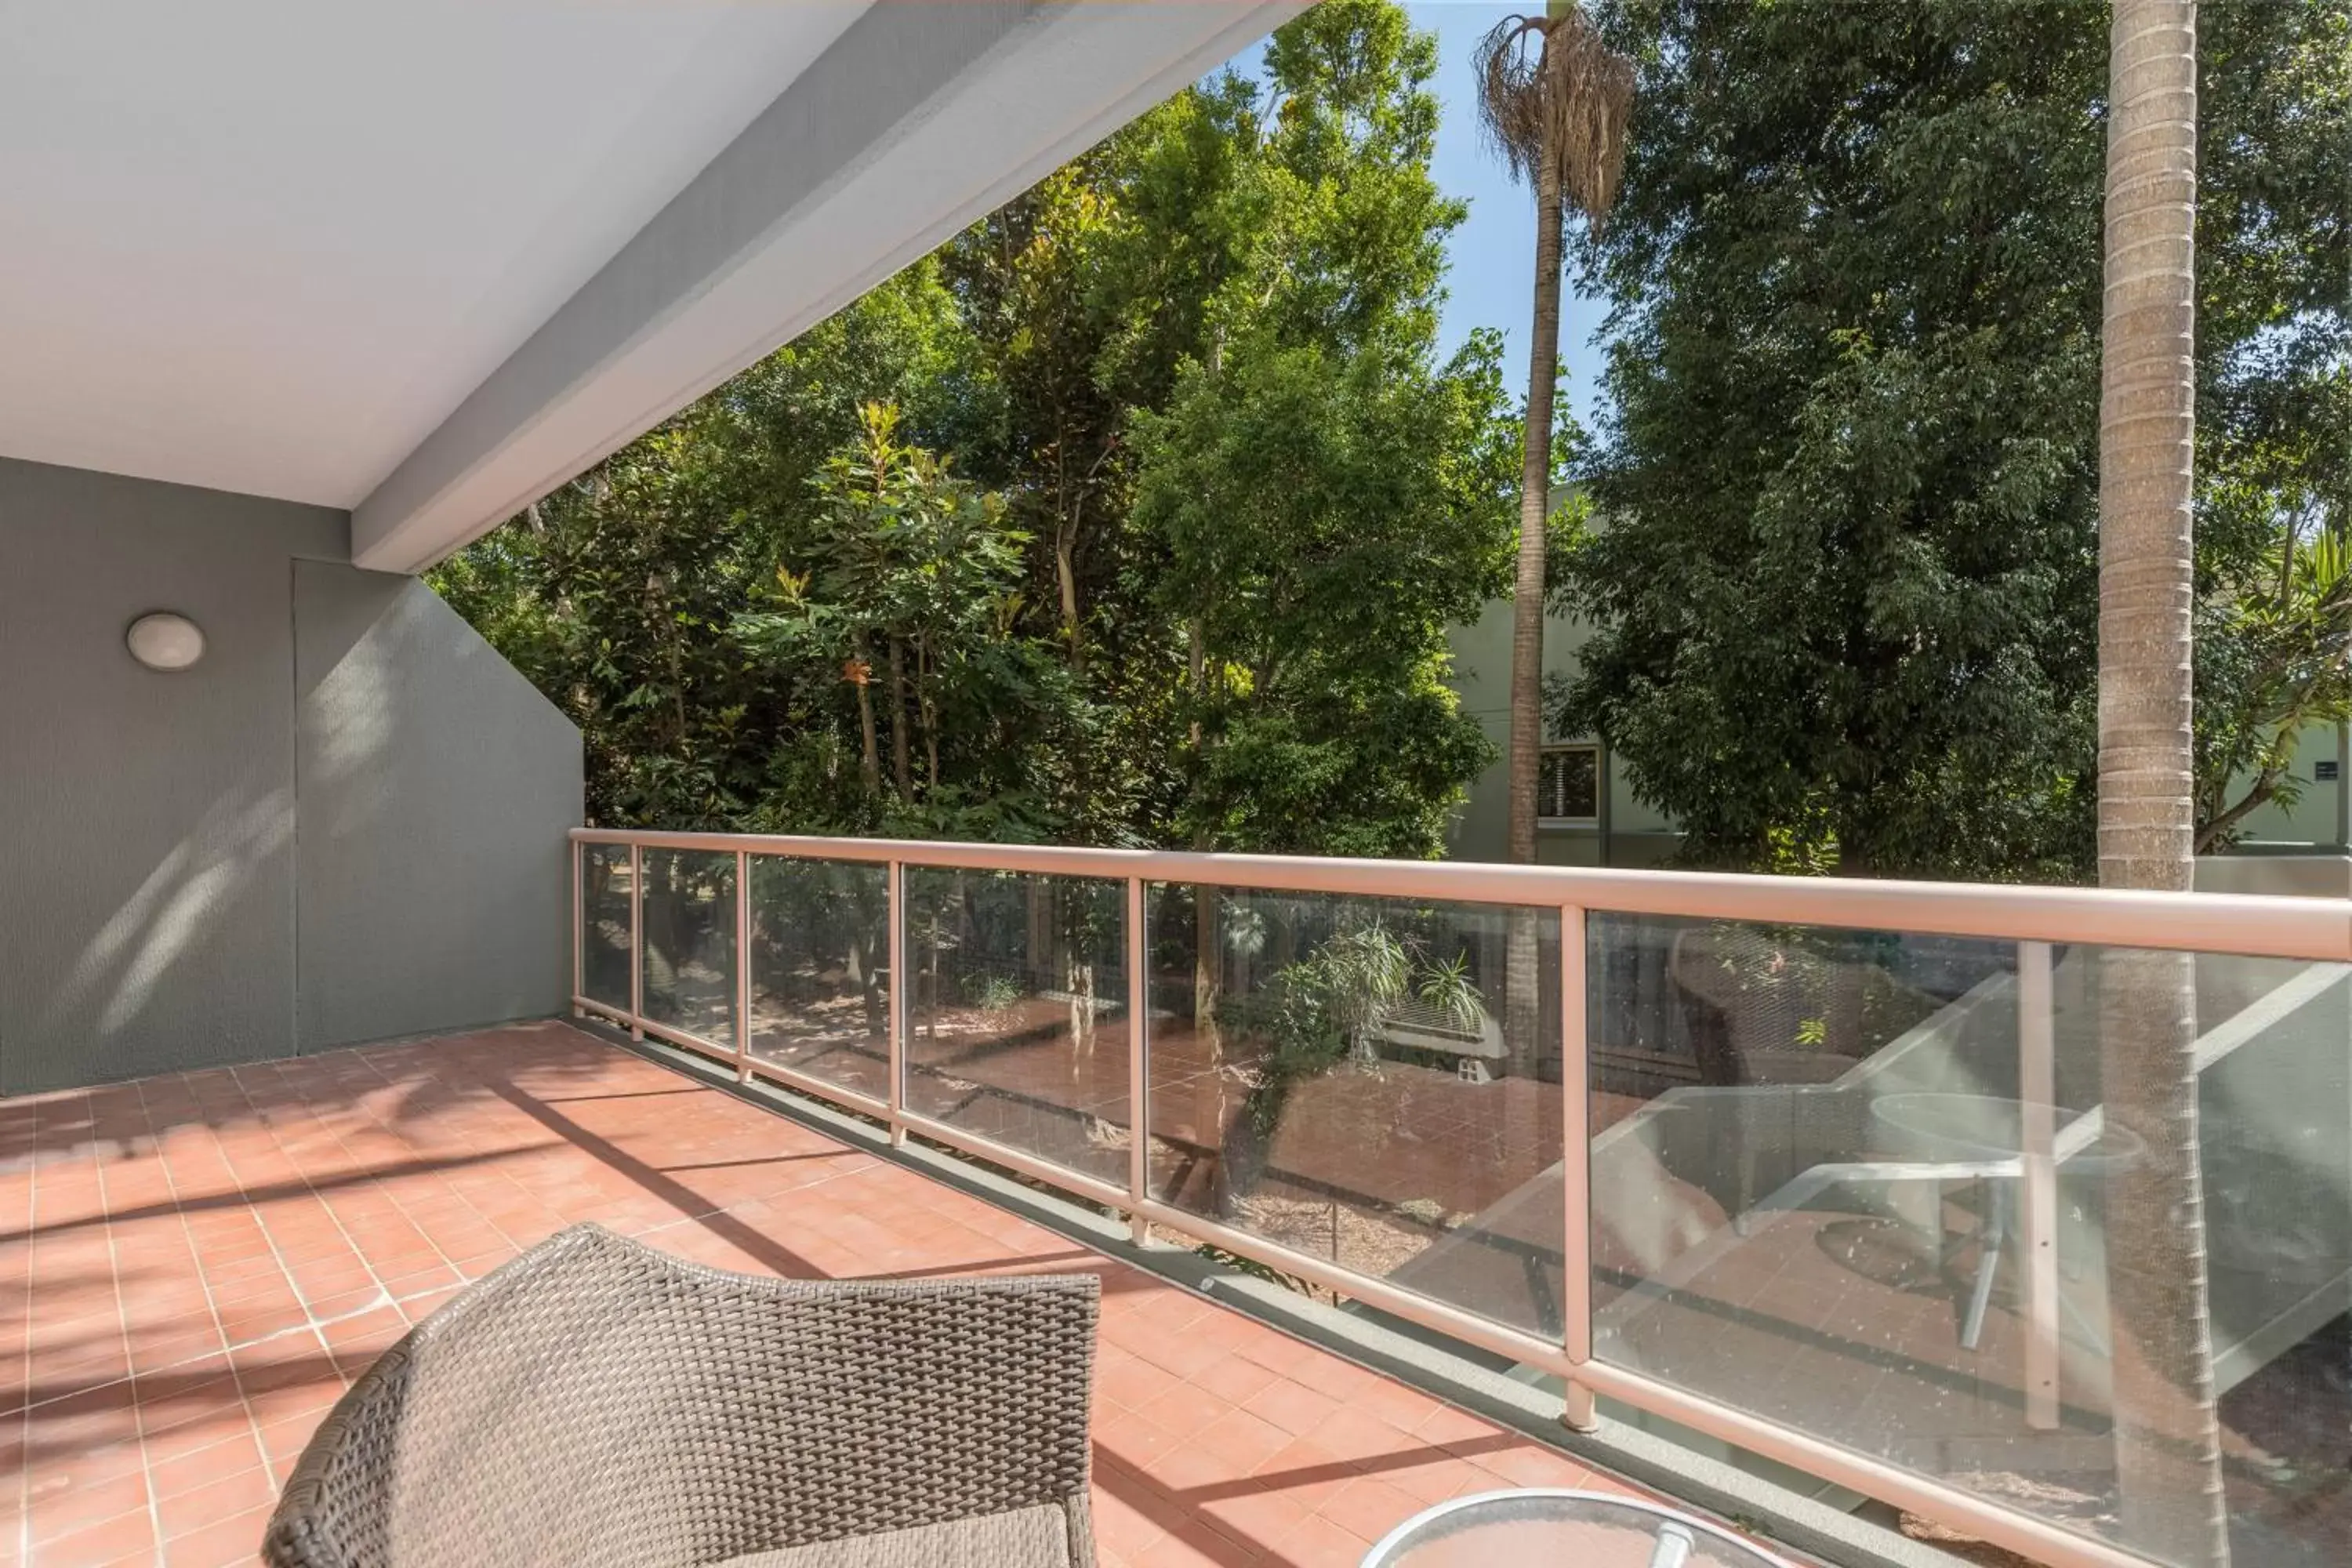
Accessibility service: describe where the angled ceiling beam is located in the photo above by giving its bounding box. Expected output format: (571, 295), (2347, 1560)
(354, 0), (1301, 573)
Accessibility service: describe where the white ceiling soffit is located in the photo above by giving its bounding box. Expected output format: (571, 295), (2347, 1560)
(0, 2), (873, 514)
(353, 0), (1301, 574)
(0, 2), (1299, 575)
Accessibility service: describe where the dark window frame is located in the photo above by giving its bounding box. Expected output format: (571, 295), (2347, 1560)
(1537, 743), (1601, 825)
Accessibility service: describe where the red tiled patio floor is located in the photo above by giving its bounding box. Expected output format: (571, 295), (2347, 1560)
(4, 1022), (1666, 1568)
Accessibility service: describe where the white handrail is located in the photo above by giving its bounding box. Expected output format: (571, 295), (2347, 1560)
(571, 826), (2352, 960)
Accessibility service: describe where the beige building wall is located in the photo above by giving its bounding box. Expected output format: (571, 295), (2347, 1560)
(1443, 597), (1682, 867)
(2223, 720), (2350, 848)
(1445, 597), (2347, 873)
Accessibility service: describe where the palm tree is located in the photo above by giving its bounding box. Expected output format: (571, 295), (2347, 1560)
(1475, 2), (1633, 1068)
(1476, 6), (1633, 873)
(2096, 2), (2230, 1562)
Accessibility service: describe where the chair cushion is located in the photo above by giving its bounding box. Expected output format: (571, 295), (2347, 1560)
(715, 1504), (1073, 1568)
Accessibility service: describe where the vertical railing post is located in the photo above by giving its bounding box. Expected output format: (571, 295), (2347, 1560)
(1126, 877), (1150, 1245)
(570, 838), (583, 1018)
(628, 841), (644, 1041)
(735, 849), (753, 1083)
(1560, 902), (1597, 1432)
(2018, 939), (2060, 1430)
(887, 859), (906, 1148)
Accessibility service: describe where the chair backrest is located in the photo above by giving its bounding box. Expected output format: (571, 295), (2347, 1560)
(265, 1224), (1100, 1568)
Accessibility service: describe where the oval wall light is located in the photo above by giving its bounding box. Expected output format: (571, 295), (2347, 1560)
(125, 612), (206, 672)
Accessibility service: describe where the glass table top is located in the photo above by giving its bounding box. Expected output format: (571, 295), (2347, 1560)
(1362, 1490), (1790, 1568)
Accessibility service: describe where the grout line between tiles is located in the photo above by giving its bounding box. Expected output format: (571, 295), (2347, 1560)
(136, 1077), (278, 1552)
(89, 1113), (160, 1565)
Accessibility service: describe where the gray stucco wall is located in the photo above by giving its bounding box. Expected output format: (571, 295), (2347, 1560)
(1, 459), (339, 1089)
(293, 561), (581, 1054)
(0, 457), (580, 1094)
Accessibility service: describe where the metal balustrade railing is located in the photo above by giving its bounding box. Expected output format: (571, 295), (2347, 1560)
(569, 827), (2352, 1568)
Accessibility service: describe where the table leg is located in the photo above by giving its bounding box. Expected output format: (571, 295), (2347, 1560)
(1891, 1173), (1941, 1250)
(1961, 1180), (2008, 1351)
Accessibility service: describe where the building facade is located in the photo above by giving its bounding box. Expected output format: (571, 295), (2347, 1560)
(1446, 601), (2350, 884)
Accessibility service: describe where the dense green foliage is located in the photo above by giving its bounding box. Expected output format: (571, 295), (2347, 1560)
(434, 0), (1515, 855)
(1553, 0), (2349, 878)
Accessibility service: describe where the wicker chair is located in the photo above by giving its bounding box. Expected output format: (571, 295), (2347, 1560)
(264, 1223), (1100, 1567)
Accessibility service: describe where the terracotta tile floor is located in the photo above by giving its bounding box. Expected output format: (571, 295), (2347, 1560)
(4, 1021), (1657, 1568)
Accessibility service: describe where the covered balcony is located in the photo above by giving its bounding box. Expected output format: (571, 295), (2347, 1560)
(5, 5), (2347, 1568)
(9, 836), (2348, 1567)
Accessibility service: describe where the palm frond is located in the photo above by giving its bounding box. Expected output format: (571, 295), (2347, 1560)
(1472, 15), (1552, 184)
(1473, 7), (1636, 226)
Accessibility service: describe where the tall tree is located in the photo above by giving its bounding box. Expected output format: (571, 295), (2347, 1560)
(1557, 1), (2112, 878)
(1555, 0), (2343, 882)
(430, 264), (992, 832)
(2096, 2), (2230, 1562)
(1547, 5), (2341, 1545)
(2194, 525), (2351, 847)
(1472, 2), (1633, 1062)
(735, 401), (1065, 839)
(430, 0), (1515, 871)
(2187, 0), (2352, 849)
(1473, 4), (1634, 873)
(1127, 0), (1519, 1207)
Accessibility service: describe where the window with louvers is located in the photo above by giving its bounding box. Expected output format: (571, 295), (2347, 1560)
(1538, 746), (1599, 821)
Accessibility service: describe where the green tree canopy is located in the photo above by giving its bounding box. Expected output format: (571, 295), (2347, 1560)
(429, 0), (1518, 857)
(1554, 0), (2347, 879)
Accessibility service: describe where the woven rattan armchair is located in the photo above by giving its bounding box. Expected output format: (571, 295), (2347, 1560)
(265, 1223), (1100, 1567)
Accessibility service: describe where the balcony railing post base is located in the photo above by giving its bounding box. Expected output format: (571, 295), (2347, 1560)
(1562, 1381), (1599, 1434)
(1128, 1211), (1149, 1247)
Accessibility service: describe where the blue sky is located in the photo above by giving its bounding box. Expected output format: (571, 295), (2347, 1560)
(1232, 6), (1611, 434)
(1415, 3), (1610, 437)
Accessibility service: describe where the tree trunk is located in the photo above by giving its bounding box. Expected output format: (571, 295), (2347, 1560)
(2096, 5), (2229, 1563)
(852, 633), (881, 797)
(1191, 876), (1229, 1214)
(1504, 132), (1568, 1074)
(1057, 525), (1085, 674)
(1508, 142), (1566, 867)
(1185, 616), (1232, 1213)
(887, 637), (913, 804)
(918, 641), (940, 797)
(1221, 1069), (1291, 1211)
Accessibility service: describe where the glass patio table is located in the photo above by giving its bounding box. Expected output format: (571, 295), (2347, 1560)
(1361, 1490), (1790, 1568)
(1866, 1091), (2146, 1351)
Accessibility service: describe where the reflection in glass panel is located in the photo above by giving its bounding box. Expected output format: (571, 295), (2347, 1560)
(1147, 887), (1563, 1336)
(747, 856), (891, 1105)
(582, 845), (633, 1011)
(1588, 920), (2352, 1566)
(639, 850), (737, 1048)
(2074, 946), (2350, 1566)
(902, 868), (1129, 1187)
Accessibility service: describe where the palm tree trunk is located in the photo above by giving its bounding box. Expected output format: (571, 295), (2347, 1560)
(1509, 141), (1565, 870)
(2096, 5), (2228, 1563)
(1505, 134), (1568, 1073)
